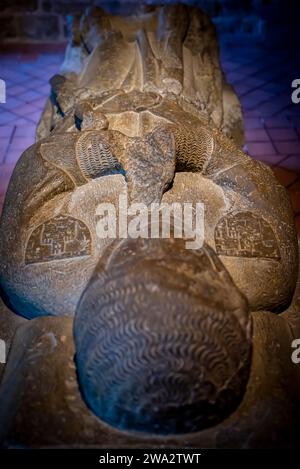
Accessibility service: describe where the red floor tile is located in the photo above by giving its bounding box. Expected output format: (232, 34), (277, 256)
(280, 155), (300, 172)
(5, 149), (24, 165)
(0, 163), (16, 196)
(263, 116), (292, 128)
(268, 128), (299, 141)
(253, 154), (287, 167)
(272, 167), (299, 187)
(245, 128), (270, 142)
(244, 117), (263, 129)
(14, 124), (36, 138)
(12, 103), (40, 116)
(0, 126), (14, 138)
(0, 137), (9, 163)
(288, 182), (300, 215)
(247, 141), (276, 157)
(294, 215), (300, 234)
(274, 141), (300, 154)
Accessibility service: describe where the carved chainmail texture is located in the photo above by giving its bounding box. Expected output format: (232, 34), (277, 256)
(76, 132), (122, 179)
(168, 124), (214, 172)
(74, 239), (251, 435)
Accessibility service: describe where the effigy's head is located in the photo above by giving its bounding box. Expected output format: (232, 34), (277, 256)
(74, 237), (252, 435)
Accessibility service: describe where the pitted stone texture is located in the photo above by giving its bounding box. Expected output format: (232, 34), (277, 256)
(0, 2), (299, 449)
(161, 160), (297, 314)
(74, 238), (251, 435)
(25, 215), (92, 264)
(0, 306), (299, 448)
(0, 298), (27, 381)
(0, 150), (128, 318)
(215, 212), (280, 260)
(37, 4), (244, 147)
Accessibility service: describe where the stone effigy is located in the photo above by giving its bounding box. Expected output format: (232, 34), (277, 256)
(0, 4), (299, 448)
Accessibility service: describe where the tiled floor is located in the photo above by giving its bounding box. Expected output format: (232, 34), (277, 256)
(0, 51), (62, 211)
(0, 40), (300, 231)
(220, 39), (300, 232)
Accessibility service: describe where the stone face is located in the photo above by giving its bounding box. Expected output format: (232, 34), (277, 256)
(0, 3), (299, 448)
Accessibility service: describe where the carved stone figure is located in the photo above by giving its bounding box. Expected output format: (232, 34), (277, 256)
(0, 4), (299, 448)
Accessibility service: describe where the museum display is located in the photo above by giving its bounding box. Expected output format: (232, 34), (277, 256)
(0, 3), (299, 449)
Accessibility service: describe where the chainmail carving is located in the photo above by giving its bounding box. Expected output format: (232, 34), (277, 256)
(166, 124), (214, 172)
(75, 238), (252, 435)
(76, 132), (123, 179)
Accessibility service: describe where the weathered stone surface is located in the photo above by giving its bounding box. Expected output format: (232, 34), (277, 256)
(162, 168), (297, 313)
(75, 238), (252, 435)
(0, 302), (299, 448)
(0, 3), (299, 448)
(0, 297), (27, 381)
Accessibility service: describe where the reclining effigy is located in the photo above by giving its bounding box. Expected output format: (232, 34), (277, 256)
(0, 4), (299, 448)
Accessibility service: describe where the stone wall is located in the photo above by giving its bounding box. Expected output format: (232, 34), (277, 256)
(0, 0), (266, 43)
